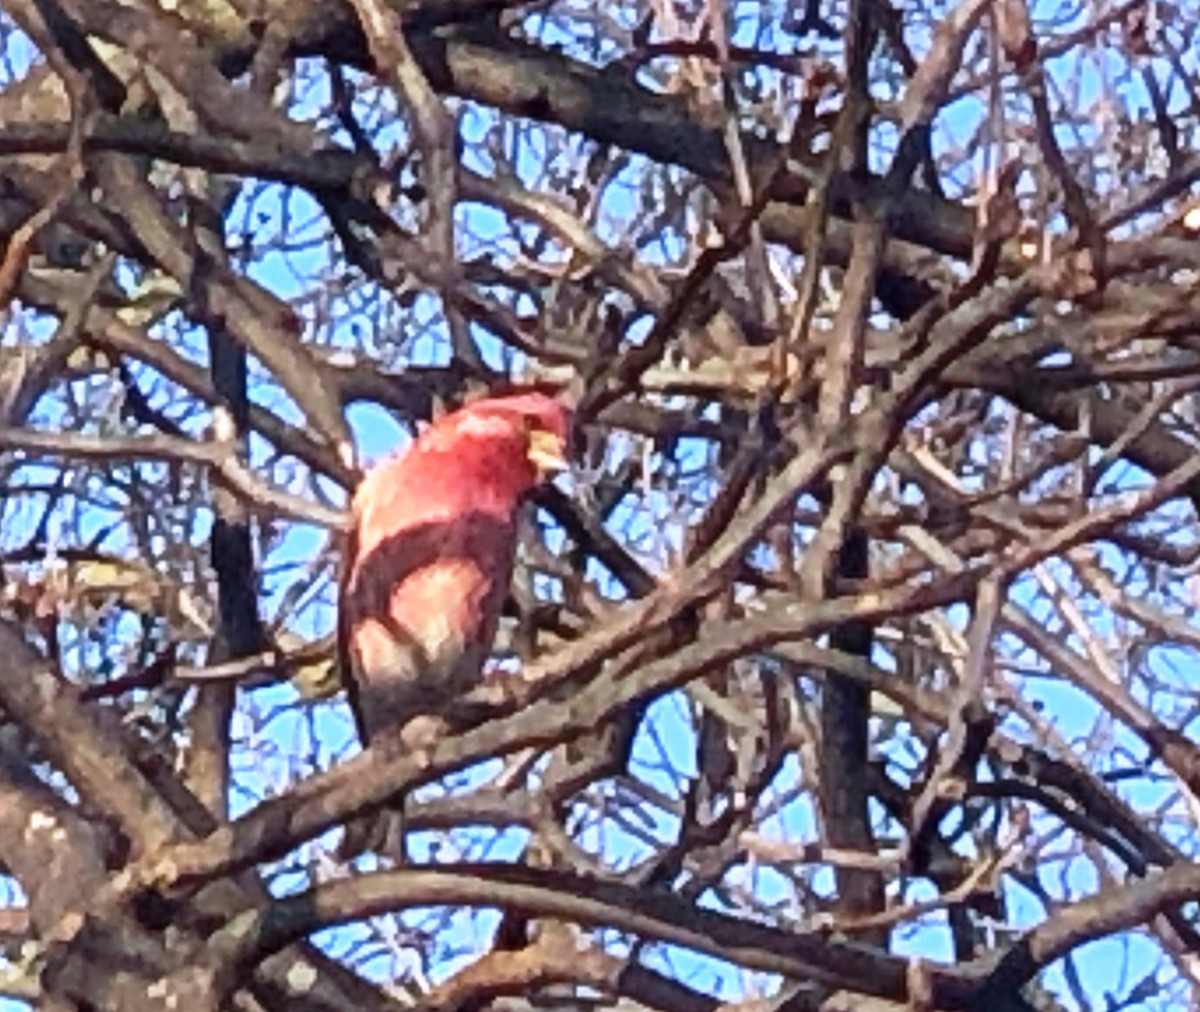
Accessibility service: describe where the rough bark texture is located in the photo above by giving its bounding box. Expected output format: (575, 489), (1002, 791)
(1, 0), (1198, 1010)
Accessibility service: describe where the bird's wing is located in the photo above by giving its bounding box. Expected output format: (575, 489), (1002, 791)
(340, 509), (516, 743)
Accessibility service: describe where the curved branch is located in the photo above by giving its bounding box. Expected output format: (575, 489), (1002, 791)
(977, 861), (1200, 996)
(0, 426), (347, 529)
(209, 863), (957, 1007)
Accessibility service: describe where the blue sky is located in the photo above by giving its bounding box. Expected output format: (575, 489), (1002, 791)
(2, 4), (1198, 1010)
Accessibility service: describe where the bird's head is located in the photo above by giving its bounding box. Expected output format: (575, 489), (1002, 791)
(425, 391), (572, 493)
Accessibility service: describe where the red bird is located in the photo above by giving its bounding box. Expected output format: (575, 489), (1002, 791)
(337, 391), (570, 856)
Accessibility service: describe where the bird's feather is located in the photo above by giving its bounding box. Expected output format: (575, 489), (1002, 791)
(338, 391), (568, 739)
(335, 392), (568, 859)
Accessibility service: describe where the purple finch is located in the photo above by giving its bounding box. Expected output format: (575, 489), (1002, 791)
(337, 391), (569, 856)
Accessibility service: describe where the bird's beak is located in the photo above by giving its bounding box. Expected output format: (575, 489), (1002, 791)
(527, 428), (569, 476)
